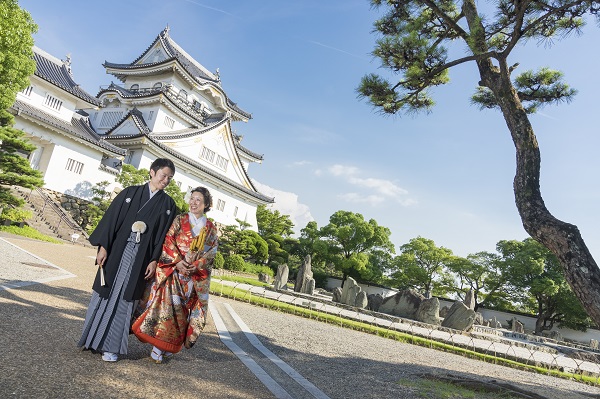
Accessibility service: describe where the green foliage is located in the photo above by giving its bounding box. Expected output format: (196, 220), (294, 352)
(242, 262), (274, 277)
(446, 251), (509, 311)
(0, 126), (44, 207)
(295, 221), (330, 273)
(496, 238), (592, 333)
(320, 210), (395, 281)
(213, 252), (224, 269)
(389, 236), (454, 296)
(0, 0), (37, 118)
(1, 206), (32, 222)
(219, 224), (269, 264)
(256, 204), (294, 237)
(255, 205), (296, 268)
(116, 163), (147, 187)
(224, 253), (245, 271)
(85, 180), (111, 233)
(359, 0), (587, 116)
(0, 224), (62, 243)
(164, 179), (187, 213)
(472, 68), (576, 114)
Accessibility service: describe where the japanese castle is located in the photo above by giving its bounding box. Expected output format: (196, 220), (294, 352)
(11, 27), (272, 231)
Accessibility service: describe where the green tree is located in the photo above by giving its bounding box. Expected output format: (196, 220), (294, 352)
(320, 210), (395, 282)
(446, 252), (509, 311)
(0, 127), (44, 207)
(0, 1), (43, 207)
(497, 238), (592, 334)
(218, 223), (268, 264)
(85, 180), (111, 233)
(256, 205), (294, 268)
(357, 0), (600, 325)
(116, 163), (147, 187)
(296, 221), (329, 269)
(256, 205), (294, 237)
(390, 236), (454, 297)
(0, 0), (37, 122)
(118, 163), (187, 212)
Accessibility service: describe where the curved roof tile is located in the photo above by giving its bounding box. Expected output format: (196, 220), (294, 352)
(103, 29), (251, 120)
(32, 47), (100, 106)
(105, 133), (273, 203)
(11, 100), (125, 156)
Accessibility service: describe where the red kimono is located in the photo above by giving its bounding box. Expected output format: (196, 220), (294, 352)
(132, 213), (218, 353)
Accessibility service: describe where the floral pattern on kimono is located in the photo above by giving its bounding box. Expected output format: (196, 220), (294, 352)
(132, 213), (218, 353)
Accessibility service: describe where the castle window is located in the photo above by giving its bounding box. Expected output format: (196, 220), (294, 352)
(216, 199), (225, 212)
(44, 94), (63, 111)
(153, 82), (163, 89)
(233, 206), (238, 217)
(148, 110), (154, 120)
(65, 158), (84, 174)
(216, 155), (228, 171)
(200, 146), (215, 163)
(130, 84), (139, 92)
(22, 86), (33, 96)
(164, 115), (175, 129)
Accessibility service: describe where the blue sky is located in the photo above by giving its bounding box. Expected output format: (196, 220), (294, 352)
(19, 0), (600, 258)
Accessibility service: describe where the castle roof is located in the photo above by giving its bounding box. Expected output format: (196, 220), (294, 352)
(102, 114), (272, 203)
(11, 99), (125, 156)
(102, 28), (251, 121)
(32, 47), (100, 107)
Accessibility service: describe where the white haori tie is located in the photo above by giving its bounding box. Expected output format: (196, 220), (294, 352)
(132, 221), (147, 243)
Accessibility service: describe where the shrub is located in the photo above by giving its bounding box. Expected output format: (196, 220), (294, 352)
(0, 225), (62, 243)
(243, 262), (274, 277)
(223, 254), (245, 271)
(2, 207), (33, 222)
(213, 252), (224, 269)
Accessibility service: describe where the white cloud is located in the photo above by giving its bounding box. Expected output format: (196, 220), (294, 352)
(252, 180), (314, 234)
(287, 160), (312, 167)
(329, 164), (358, 177)
(327, 164), (416, 206)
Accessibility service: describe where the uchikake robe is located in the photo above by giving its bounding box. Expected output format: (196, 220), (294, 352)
(132, 213), (218, 353)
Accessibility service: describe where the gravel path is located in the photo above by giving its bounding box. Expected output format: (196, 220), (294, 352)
(219, 296), (600, 399)
(2, 232), (600, 398)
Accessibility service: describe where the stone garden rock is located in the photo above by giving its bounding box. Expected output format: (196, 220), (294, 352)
(273, 263), (289, 290)
(378, 289), (425, 319)
(441, 301), (476, 331)
(416, 297), (440, 325)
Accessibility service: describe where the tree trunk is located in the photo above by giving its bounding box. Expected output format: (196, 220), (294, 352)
(484, 66), (600, 327)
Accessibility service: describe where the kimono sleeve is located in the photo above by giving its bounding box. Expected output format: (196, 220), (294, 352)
(158, 215), (185, 266)
(88, 187), (132, 253)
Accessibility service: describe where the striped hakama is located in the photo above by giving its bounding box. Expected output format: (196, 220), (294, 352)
(78, 232), (141, 355)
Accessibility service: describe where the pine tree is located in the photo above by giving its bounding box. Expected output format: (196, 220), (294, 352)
(0, 0), (43, 208)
